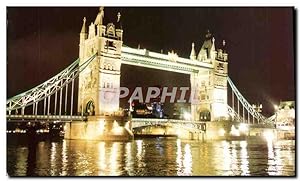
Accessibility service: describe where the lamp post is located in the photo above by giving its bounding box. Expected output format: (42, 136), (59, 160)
(274, 105), (278, 128)
(252, 103), (262, 124)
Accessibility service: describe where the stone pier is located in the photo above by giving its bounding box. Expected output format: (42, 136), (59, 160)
(64, 115), (134, 141)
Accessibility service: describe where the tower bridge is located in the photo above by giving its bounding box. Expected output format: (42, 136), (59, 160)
(6, 7), (276, 141)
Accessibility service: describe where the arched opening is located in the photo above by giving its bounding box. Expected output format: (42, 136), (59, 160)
(86, 100), (95, 116)
(199, 110), (211, 122)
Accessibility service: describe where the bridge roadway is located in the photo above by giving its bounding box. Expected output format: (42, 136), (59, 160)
(7, 114), (274, 130)
(7, 115), (205, 130)
(6, 114), (86, 122)
(121, 46), (213, 75)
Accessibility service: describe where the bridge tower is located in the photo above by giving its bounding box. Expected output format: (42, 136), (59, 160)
(78, 7), (123, 115)
(190, 30), (228, 121)
(65, 7), (133, 141)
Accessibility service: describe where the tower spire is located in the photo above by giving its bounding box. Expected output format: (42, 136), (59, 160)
(94, 7), (104, 25)
(190, 42), (196, 60)
(80, 17), (87, 33)
(117, 12), (121, 22)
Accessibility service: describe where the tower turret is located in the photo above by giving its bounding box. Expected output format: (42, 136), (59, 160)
(79, 17), (87, 59)
(190, 42), (196, 60)
(78, 7), (123, 116)
(197, 30), (216, 62)
(88, 22), (96, 39)
(115, 12), (123, 41)
(95, 7), (106, 37)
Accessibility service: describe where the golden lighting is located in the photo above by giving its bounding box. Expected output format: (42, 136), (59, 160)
(98, 119), (105, 134)
(183, 144), (192, 175)
(221, 141), (231, 172)
(50, 142), (57, 171)
(176, 139), (182, 175)
(125, 122), (130, 130)
(230, 125), (240, 136)
(61, 140), (68, 176)
(97, 142), (106, 175)
(136, 140), (145, 169)
(263, 130), (275, 142)
(239, 123), (248, 133)
(240, 141), (249, 176)
(109, 142), (119, 175)
(219, 128), (225, 136)
(112, 120), (124, 135)
(176, 129), (182, 137)
(125, 142), (133, 174)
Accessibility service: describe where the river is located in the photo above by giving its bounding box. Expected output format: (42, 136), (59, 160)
(7, 136), (295, 176)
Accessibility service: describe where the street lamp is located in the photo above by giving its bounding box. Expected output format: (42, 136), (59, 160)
(183, 112), (191, 121)
(274, 104), (278, 128)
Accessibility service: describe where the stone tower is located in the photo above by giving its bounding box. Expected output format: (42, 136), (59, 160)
(65, 8), (132, 141)
(78, 7), (123, 116)
(190, 30), (228, 121)
(211, 39), (228, 121)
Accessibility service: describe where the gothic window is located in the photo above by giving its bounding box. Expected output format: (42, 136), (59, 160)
(107, 23), (115, 37)
(201, 81), (205, 87)
(106, 83), (110, 88)
(201, 94), (206, 100)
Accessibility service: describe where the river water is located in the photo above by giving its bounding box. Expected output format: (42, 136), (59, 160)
(7, 137), (295, 176)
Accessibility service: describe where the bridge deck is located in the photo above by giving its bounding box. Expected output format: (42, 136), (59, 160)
(7, 115), (86, 122)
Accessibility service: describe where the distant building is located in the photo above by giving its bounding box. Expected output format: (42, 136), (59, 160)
(173, 103), (191, 119)
(276, 101), (295, 130)
(131, 100), (165, 118)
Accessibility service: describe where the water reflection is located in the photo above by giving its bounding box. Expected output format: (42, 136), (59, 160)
(183, 144), (192, 175)
(97, 142), (106, 175)
(7, 138), (295, 176)
(240, 141), (249, 176)
(109, 142), (120, 175)
(176, 139), (182, 175)
(221, 141), (231, 174)
(125, 142), (133, 175)
(61, 140), (68, 176)
(135, 140), (145, 170)
(15, 147), (28, 176)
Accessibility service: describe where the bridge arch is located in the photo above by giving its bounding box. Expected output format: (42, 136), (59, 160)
(86, 100), (95, 116)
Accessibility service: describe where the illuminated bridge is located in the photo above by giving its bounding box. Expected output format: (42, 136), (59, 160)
(6, 7), (275, 140)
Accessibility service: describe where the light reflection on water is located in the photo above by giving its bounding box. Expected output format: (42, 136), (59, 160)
(7, 138), (295, 176)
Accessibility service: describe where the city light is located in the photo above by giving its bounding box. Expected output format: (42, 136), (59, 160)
(219, 128), (226, 136)
(239, 123), (248, 133)
(6, 6), (295, 177)
(183, 112), (191, 120)
(263, 130), (275, 142)
(230, 125), (240, 136)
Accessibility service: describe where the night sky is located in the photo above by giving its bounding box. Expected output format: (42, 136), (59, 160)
(7, 7), (295, 116)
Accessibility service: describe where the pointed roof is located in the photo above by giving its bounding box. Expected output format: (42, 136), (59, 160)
(94, 7), (104, 25)
(116, 12), (122, 29)
(198, 30), (215, 59)
(201, 30), (213, 51)
(80, 17), (87, 34)
(222, 40), (227, 53)
(190, 42), (196, 60)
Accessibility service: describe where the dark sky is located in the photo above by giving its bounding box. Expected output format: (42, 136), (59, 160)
(7, 7), (295, 116)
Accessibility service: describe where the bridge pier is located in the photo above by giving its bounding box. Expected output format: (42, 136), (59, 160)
(64, 115), (134, 141)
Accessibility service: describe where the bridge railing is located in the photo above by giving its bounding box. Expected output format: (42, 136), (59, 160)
(132, 118), (206, 133)
(7, 53), (97, 118)
(228, 77), (269, 124)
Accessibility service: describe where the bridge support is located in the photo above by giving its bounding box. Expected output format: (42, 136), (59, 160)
(64, 115), (133, 141)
